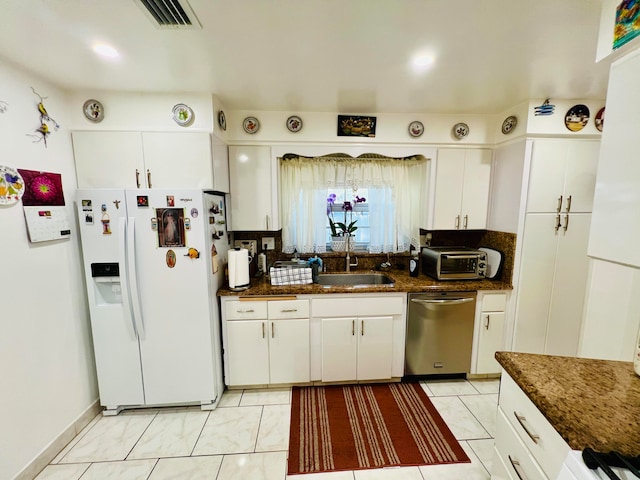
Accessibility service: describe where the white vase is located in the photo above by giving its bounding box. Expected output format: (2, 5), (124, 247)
(331, 235), (354, 252)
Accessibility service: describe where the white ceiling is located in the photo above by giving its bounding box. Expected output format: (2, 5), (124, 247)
(0, 0), (612, 114)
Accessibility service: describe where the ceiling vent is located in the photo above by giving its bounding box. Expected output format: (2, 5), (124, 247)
(136, 0), (202, 29)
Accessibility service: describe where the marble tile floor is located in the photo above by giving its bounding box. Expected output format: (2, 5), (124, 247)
(35, 378), (500, 480)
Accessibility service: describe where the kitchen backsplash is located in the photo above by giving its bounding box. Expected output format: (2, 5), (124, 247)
(232, 229), (516, 285)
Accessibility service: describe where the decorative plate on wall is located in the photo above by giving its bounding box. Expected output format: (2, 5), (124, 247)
(595, 107), (605, 132)
(243, 116), (260, 134)
(172, 104), (194, 127)
(83, 99), (104, 123)
(501, 115), (517, 134)
(564, 104), (590, 132)
(218, 110), (226, 131)
(286, 115), (303, 133)
(452, 122), (469, 139)
(408, 121), (424, 137)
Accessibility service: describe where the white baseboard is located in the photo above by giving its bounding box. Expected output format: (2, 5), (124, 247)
(13, 399), (101, 480)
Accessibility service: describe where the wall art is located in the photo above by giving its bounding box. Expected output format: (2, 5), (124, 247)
(0, 100), (8, 113)
(534, 98), (555, 116)
(614, 0), (640, 49)
(564, 104), (590, 132)
(0, 165), (24, 205)
(172, 103), (194, 126)
(452, 122), (469, 139)
(26, 87), (60, 147)
(286, 115), (303, 133)
(83, 99), (104, 123)
(17, 169), (65, 206)
(337, 115), (376, 137)
(218, 110), (226, 131)
(408, 121), (424, 137)
(243, 116), (260, 134)
(595, 107), (605, 132)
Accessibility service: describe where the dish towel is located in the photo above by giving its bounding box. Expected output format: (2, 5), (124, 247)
(269, 267), (313, 285)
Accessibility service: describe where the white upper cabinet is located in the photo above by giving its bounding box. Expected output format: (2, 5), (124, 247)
(526, 139), (600, 214)
(211, 133), (230, 193)
(72, 131), (214, 189)
(431, 148), (492, 230)
(228, 145), (279, 231)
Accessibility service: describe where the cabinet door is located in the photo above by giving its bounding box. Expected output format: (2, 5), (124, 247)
(357, 316), (394, 381)
(142, 132), (213, 189)
(563, 141), (599, 213)
(269, 319), (310, 384)
(226, 320), (269, 386)
(545, 214), (591, 356)
(432, 149), (465, 230)
(461, 149), (492, 229)
(212, 133), (230, 193)
(527, 140), (569, 213)
(72, 131), (144, 188)
(321, 317), (357, 382)
(513, 214), (559, 354)
(476, 312), (505, 374)
(229, 145), (276, 230)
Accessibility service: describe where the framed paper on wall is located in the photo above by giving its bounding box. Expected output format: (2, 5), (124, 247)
(613, 0), (640, 50)
(337, 115), (376, 137)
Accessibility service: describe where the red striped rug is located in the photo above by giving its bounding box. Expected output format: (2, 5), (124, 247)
(288, 382), (470, 475)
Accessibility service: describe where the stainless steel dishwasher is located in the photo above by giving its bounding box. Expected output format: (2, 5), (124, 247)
(405, 291), (476, 375)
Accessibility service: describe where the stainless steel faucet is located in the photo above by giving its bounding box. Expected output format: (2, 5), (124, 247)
(345, 236), (358, 272)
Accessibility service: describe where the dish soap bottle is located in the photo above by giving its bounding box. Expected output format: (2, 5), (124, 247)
(409, 251), (419, 277)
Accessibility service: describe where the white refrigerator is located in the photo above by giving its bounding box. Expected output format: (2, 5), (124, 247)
(76, 189), (229, 415)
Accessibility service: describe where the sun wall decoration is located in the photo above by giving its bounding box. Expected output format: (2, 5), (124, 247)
(26, 87), (60, 147)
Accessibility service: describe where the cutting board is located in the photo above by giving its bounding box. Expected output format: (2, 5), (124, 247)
(479, 247), (503, 279)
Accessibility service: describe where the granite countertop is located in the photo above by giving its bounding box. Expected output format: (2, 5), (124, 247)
(495, 351), (640, 457)
(217, 268), (512, 296)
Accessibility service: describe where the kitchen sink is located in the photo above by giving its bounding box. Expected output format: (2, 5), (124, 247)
(316, 273), (395, 287)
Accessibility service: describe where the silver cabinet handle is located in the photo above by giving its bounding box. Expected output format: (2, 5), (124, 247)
(513, 412), (540, 444)
(266, 215), (270, 230)
(557, 195), (563, 213)
(455, 215), (460, 229)
(463, 214), (468, 229)
(563, 214), (569, 232)
(566, 195), (572, 213)
(262, 322), (265, 339)
(135, 169), (141, 188)
(352, 319), (355, 336)
(147, 169), (152, 188)
(555, 214), (561, 233)
(361, 320), (364, 336)
(280, 309), (297, 313)
(508, 455), (528, 480)
(271, 322), (275, 338)
(485, 314), (490, 330)
(237, 309), (255, 313)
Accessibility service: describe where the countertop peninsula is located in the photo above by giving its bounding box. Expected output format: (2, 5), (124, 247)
(495, 351), (640, 457)
(217, 268), (512, 296)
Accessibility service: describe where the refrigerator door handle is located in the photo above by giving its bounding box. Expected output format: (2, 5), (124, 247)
(118, 217), (138, 339)
(127, 217), (146, 339)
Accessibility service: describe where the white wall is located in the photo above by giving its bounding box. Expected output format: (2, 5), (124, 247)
(0, 61), (97, 480)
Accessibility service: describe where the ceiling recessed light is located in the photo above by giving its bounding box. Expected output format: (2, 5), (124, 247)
(411, 53), (435, 73)
(92, 44), (120, 59)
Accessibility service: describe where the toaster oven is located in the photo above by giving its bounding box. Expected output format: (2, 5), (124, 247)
(421, 246), (487, 280)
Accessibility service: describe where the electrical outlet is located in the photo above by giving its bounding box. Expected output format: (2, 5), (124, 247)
(261, 237), (275, 250)
(234, 240), (257, 257)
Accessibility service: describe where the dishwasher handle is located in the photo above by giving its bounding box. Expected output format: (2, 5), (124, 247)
(410, 297), (475, 305)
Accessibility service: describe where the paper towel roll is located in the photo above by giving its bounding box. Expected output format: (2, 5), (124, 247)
(228, 248), (250, 291)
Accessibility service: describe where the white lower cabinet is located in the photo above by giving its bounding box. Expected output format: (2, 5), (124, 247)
(222, 299), (310, 386)
(311, 294), (406, 383)
(473, 291), (507, 374)
(321, 316), (394, 382)
(492, 373), (570, 480)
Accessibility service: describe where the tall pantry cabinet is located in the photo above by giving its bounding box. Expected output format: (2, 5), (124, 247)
(513, 139), (600, 356)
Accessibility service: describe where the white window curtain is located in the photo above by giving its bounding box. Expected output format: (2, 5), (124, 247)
(280, 154), (428, 254)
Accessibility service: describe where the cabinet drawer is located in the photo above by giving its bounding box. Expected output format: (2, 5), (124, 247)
(499, 374), (569, 479)
(312, 296), (403, 317)
(268, 299), (309, 319)
(225, 301), (268, 320)
(495, 409), (547, 480)
(482, 292), (507, 311)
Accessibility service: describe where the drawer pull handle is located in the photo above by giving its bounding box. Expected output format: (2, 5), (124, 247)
(271, 322), (275, 338)
(262, 322), (265, 339)
(508, 455), (528, 480)
(514, 412), (540, 444)
(280, 308), (297, 312)
(238, 309), (255, 313)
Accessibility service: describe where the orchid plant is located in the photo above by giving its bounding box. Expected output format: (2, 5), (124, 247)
(327, 193), (366, 237)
